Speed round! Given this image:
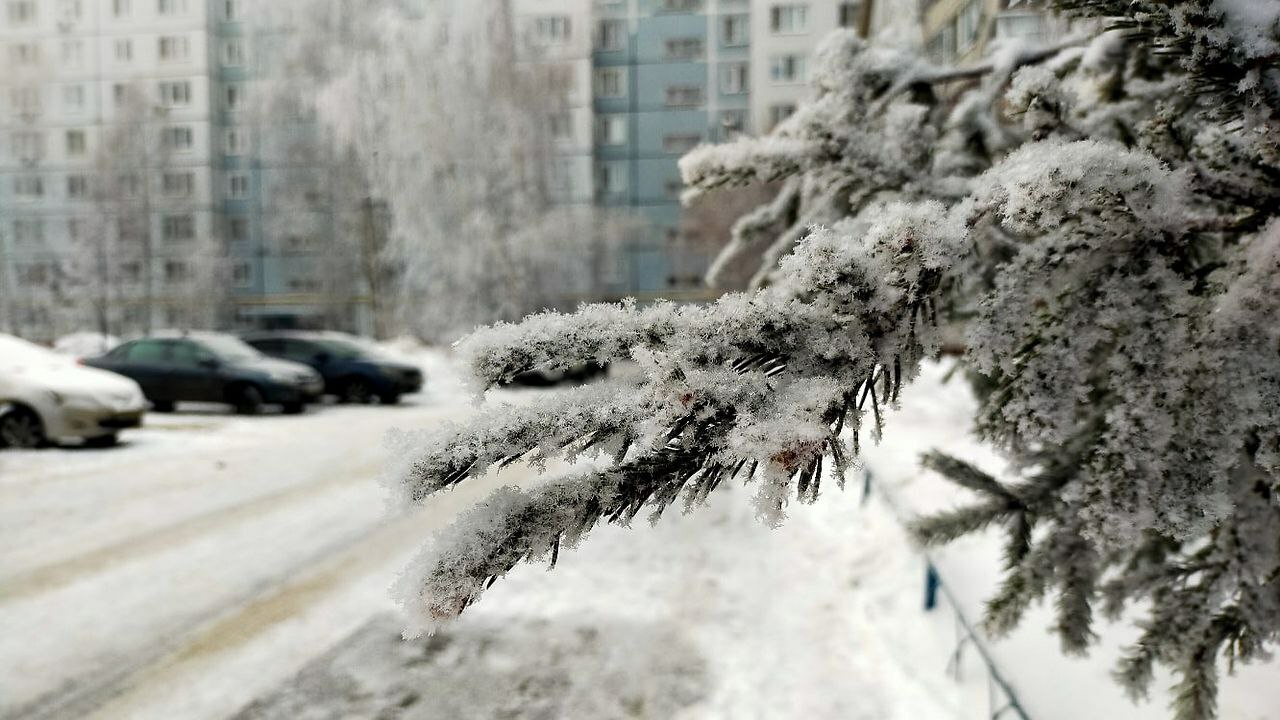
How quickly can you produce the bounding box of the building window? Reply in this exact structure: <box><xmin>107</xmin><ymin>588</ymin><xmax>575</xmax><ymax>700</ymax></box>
<box><xmin>67</xmin><ymin>218</ymin><xmax>84</xmax><ymax>242</ymax></box>
<box><xmin>11</xmin><ymin>87</ymin><xmax>40</xmax><ymax>114</ymax></box>
<box><xmin>225</xmin><ymin>128</ymin><xmax>244</xmax><ymax>154</ymax></box>
<box><xmin>60</xmin><ymin>0</ymin><xmax>83</xmax><ymax>19</ymax></box>
<box><xmin>665</xmin><ymin>85</ymin><xmax>703</xmax><ymax>107</ymax></box>
<box><xmin>720</xmin><ymin>109</ymin><xmax>746</xmax><ymax>134</ymax></box>
<box><xmin>162</xmin><ymin>125</ymin><xmax>193</xmax><ymax>151</ymax></box>
<box><xmin>158</xmin><ymin>0</ymin><xmax>187</xmax><ymax>16</ymax></box>
<box><xmin>223</xmin><ymin>0</ymin><xmax>239</xmax><ymax>20</ymax></box>
<box><xmin>163</xmin><ymin>171</ymin><xmax>194</xmax><ymax>197</ymax></box>
<box><xmin>113</xmin><ymin>0</ymin><xmax>130</xmax><ymax>17</ymax></box>
<box><xmin>839</xmin><ymin>2</ymin><xmax>861</xmax><ymax>29</ymax></box>
<box><xmin>158</xmin><ymin>35</ymin><xmax>190</xmax><ymax>61</ymax></box>
<box><xmin>598</xmin><ymin>19</ymin><xmax>624</xmax><ymax>51</ymax></box>
<box><xmin>225</xmin><ymin>84</ymin><xmax>242</xmax><ymax>111</ymax></box>
<box><xmin>63</xmin><ymin>84</ymin><xmax>85</xmax><ymax>112</ymax></box>
<box><xmin>118</xmin><ymin>174</ymin><xmax>140</xmax><ymax>198</ymax></box>
<box><xmin>599</xmin><ymin>162</ymin><xmax>627</xmax><ymax>194</ymax></box>
<box><xmin>995</xmin><ymin>12</ymin><xmax>1045</xmax><ymax>43</ymax></box>
<box><xmin>722</xmin><ymin>15</ymin><xmax>748</xmax><ymax>46</ymax></box>
<box><xmin>163</xmin><ymin>214</ymin><xmax>195</xmax><ymax>241</ymax></box>
<box><xmin>223</xmin><ymin>39</ymin><xmax>244</xmax><ymax>66</ymax></box>
<box><xmin>665</xmin><ymin>37</ymin><xmax>703</xmax><ymax>60</ymax></box>
<box><xmin>18</xmin><ymin>263</ymin><xmax>49</xmax><ymax>287</ymax></box>
<box><xmin>662</xmin><ymin>133</ymin><xmax>701</xmax><ymax>154</ymax></box>
<box><xmin>534</xmin><ymin>16</ymin><xmax>571</xmax><ymax>43</ymax></box>
<box><xmin>770</xmin><ymin>54</ymin><xmax>807</xmax><ymax>83</ymax></box>
<box><xmin>159</xmin><ymin>80</ymin><xmax>191</xmax><ymax>106</ymax></box>
<box><xmin>164</xmin><ymin>260</ymin><xmax>191</xmax><ymax>283</ymax></box>
<box><xmin>721</xmin><ymin>62</ymin><xmax>748</xmax><ymax>94</ymax></box>
<box><xmin>65</xmin><ymin>129</ymin><xmax>87</xmax><ymax>156</ymax></box>
<box><xmin>7</xmin><ymin>1</ymin><xmax>35</xmax><ymax>24</ymax></box>
<box><xmin>768</xmin><ymin>103</ymin><xmax>797</xmax><ymax>130</ymax></box>
<box><xmin>11</xmin><ymin>42</ymin><xmax>40</xmax><ymax>66</ymax></box>
<box><xmin>957</xmin><ymin>0</ymin><xmax>983</xmax><ymax>52</ymax></box>
<box><xmin>120</xmin><ymin>262</ymin><xmax>142</xmax><ymax>283</ymax></box>
<box><xmin>769</xmin><ymin>4</ymin><xmax>809</xmax><ymax>34</ymax></box>
<box><xmin>549</xmin><ymin>112</ymin><xmax>571</xmax><ymax>141</ymax></box>
<box><xmin>67</xmin><ymin>174</ymin><xmax>91</xmax><ymax>199</ymax></box>
<box><xmin>227</xmin><ymin>173</ymin><xmax>248</xmax><ymax>199</ymax></box>
<box><xmin>596</xmin><ymin>68</ymin><xmax>624</xmax><ymax>98</ymax></box>
<box><xmin>14</xmin><ymin>218</ymin><xmax>45</xmax><ymax>243</ymax></box>
<box><xmin>926</xmin><ymin>25</ymin><xmax>957</xmax><ymax>64</ymax></box>
<box><xmin>598</xmin><ymin>115</ymin><xmax>626</xmax><ymax>145</ymax></box>
<box><xmin>661</xmin><ymin>0</ymin><xmax>701</xmax><ymax>12</ymax></box>
<box><xmin>12</xmin><ymin>131</ymin><xmax>43</xmax><ymax>161</ymax></box>
<box><xmin>232</xmin><ymin>262</ymin><xmax>251</xmax><ymax>287</ymax></box>
<box><xmin>228</xmin><ymin>216</ymin><xmax>249</xmax><ymax>241</ymax></box>
<box><xmin>115</xmin><ymin>38</ymin><xmax>132</xmax><ymax>62</ymax></box>
<box><xmin>62</xmin><ymin>40</ymin><xmax>85</xmax><ymax>67</ymax></box>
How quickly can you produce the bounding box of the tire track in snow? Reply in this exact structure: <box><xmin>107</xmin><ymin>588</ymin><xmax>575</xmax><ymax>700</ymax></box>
<box><xmin>15</xmin><ymin>468</ymin><xmax>520</xmax><ymax>720</ymax></box>
<box><xmin>0</xmin><ymin>456</ymin><xmax>380</xmax><ymax>603</ymax></box>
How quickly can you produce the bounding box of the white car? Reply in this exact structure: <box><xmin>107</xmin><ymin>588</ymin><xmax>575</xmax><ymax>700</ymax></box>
<box><xmin>0</xmin><ymin>334</ymin><xmax>147</xmax><ymax>449</ymax></box>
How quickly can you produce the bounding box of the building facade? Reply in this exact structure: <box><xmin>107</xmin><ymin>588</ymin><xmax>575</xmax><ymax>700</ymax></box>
<box><xmin>0</xmin><ymin>0</ymin><xmax>368</xmax><ymax>342</ymax></box>
<box><xmin>921</xmin><ymin>0</ymin><xmax>1065</xmax><ymax>67</ymax></box>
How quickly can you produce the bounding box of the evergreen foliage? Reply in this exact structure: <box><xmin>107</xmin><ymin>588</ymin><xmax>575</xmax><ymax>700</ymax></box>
<box><xmin>392</xmin><ymin>4</ymin><xmax>1279</xmax><ymax>717</ymax></box>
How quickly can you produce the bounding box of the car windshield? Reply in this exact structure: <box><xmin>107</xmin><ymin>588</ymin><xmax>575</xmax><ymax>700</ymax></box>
<box><xmin>312</xmin><ymin>338</ymin><xmax>374</xmax><ymax>361</ymax></box>
<box><xmin>196</xmin><ymin>335</ymin><xmax>262</xmax><ymax>362</ymax></box>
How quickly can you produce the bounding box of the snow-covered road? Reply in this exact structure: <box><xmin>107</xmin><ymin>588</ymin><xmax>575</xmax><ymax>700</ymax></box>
<box><xmin>0</xmin><ymin>365</ymin><xmax>537</xmax><ymax>720</ymax></box>
<box><xmin>0</xmin><ymin>351</ymin><xmax>976</xmax><ymax>720</ymax></box>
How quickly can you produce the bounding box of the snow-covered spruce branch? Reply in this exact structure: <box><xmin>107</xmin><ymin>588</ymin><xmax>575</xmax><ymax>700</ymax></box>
<box><xmin>395</xmin><ymin>7</ymin><xmax>1279</xmax><ymax>717</ymax></box>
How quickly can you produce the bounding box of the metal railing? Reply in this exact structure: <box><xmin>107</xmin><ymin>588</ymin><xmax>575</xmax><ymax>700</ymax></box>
<box><xmin>861</xmin><ymin>467</ymin><xmax>1032</xmax><ymax>720</ymax></box>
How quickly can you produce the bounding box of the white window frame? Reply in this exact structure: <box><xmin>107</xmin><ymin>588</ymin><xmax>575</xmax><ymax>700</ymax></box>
<box><xmin>65</xmin><ymin>129</ymin><xmax>87</xmax><ymax>156</ymax></box>
<box><xmin>159</xmin><ymin>80</ymin><xmax>191</xmax><ymax>107</ymax></box>
<box><xmin>595</xmin><ymin>68</ymin><xmax>625</xmax><ymax>98</ymax></box>
<box><xmin>223</xmin><ymin>39</ymin><xmax>244</xmax><ymax>66</ymax></box>
<box><xmin>598</xmin><ymin>19</ymin><xmax>624</xmax><ymax>51</ymax></box>
<box><xmin>769</xmin><ymin>54</ymin><xmax>807</xmax><ymax>84</ymax></box>
<box><xmin>227</xmin><ymin>173</ymin><xmax>249</xmax><ymax>199</ymax></box>
<box><xmin>599</xmin><ymin>115</ymin><xmax>626</xmax><ymax>145</ymax></box>
<box><xmin>721</xmin><ymin>62</ymin><xmax>748</xmax><ymax>94</ymax></box>
<box><xmin>722</xmin><ymin>15</ymin><xmax>748</xmax><ymax>46</ymax></box>
<box><xmin>769</xmin><ymin>4</ymin><xmax>809</xmax><ymax>34</ymax></box>
<box><xmin>158</xmin><ymin>35</ymin><xmax>190</xmax><ymax>62</ymax></box>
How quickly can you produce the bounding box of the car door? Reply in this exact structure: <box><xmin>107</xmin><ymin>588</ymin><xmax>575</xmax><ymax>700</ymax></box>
<box><xmin>165</xmin><ymin>340</ymin><xmax>223</xmax><ymax>402</ymax></box>
<box><xmin>113</xmin><ymin>340</ymin><xmax>171</xmax><ymax>399</ymax></box>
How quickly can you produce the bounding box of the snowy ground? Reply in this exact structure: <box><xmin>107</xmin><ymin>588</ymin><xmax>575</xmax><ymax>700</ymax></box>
<box><xmin>2</xmin><ymin>349</ymin><xmax>1273</xmax><ymax>719</ymax></box>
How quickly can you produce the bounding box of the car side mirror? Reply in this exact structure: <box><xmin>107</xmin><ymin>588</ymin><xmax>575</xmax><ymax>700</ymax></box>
<box><xmin>199</xmin><ymin>358</ymin><xmax>221</xmax><ymax>370</ymax></box>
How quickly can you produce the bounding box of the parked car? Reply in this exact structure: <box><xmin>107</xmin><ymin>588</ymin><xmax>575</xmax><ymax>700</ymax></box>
<box><xmin>84</xmin><ymin>332</ymin><xmax>323</xmax><ymax>415</ymax></box>
<box><xmin>241</xmin><ymin>331</ymin><xmax>423</xmax><ymax>404</ymax></box>
<box><xmin>0</xmin><ymin>334</ymin><xmax>146</xmax><ymax>448</ymax></box>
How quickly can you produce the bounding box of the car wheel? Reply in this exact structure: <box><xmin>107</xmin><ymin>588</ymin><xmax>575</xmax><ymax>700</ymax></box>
<box><xmin>233</xmin><ymin>385</ymin><xmax>264</xmax><ymax>415</ymax></box>
<box><xmin>281</xmin><ymin>402</ymin><xmax>305</xmax><ymax>415</ymax></box>
<box><xmin>379</xmin><ymin>393</ymin><xmax>400</xmax><ymax>405</ymax></box>
<box><xmin>340</xmin><ymin>378</ymin><xmax>372</xmax><ymax>405</ymax></box>
<box><xmin>151</xmin><ymin>400</ymin><xmax>175</xmax><ymax>413</ymax></box>
<box><xmin>84</xmin><ymin>434</ymin><xmax>119</xmax><ymax>448</ymax></box>
<box><xmin>0</xmin><ymin>407</ymin><xmax>45</xmax><ymax>449</ymax></box>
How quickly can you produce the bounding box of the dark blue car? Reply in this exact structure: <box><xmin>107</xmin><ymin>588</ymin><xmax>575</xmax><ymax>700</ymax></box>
<box><xmin>241</xmin><ymin>332</ymin><xmax>423</xmax><ymax>404</ymax></box>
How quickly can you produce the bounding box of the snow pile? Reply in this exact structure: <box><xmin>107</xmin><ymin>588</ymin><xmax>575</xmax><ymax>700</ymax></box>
<box><xmin>52</xmin><ymin>332</ymin><xmax>119</xmax><ymax>359</ymax></box>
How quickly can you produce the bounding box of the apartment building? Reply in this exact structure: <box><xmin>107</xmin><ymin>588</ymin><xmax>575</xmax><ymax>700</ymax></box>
<box><xmin>921</xmin><ymin>0</ymin><xmax>1066</xmax><ymax>67</ymax></box>
<box><xmin>0</xmin><ymin>0</ymin><xmax>226</xmax><ymax>341</ymax></box>
<box><xmin>588</xmin><ymin>0</ymin><xmax>742</xmax><ymax>294</ymax></box>
<box><xmin>748</xmin><ymin>0</ymin><xmax>869</xmax><ymax>134</ymax></box>
<box><xmin>0</xmin><ymin>0</ymin><xmax>371</xmax><ymax>342</ymax></box>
